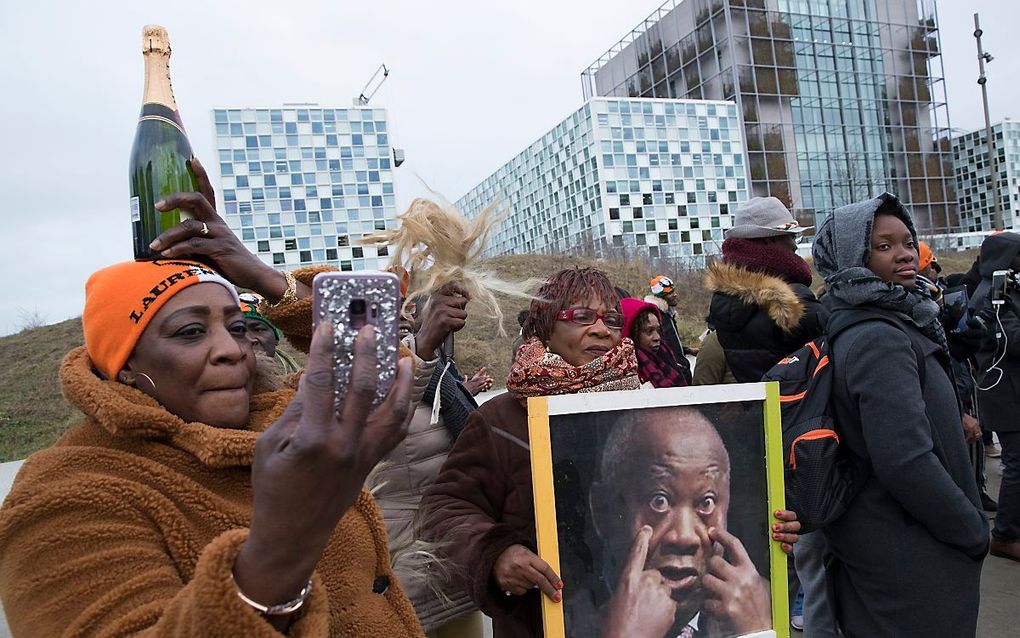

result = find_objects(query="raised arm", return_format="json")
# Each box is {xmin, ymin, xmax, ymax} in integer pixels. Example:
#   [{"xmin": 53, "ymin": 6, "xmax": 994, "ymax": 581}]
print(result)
[{"xmin": 0, "ymin": 465, "xmax": 330, "ymax": 637}]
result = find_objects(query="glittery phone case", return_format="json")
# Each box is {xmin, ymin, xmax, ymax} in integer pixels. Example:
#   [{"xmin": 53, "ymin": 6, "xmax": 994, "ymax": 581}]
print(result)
[{"xmin": 311, "ymin": 271, "xmax": 401, "ymax": 410}]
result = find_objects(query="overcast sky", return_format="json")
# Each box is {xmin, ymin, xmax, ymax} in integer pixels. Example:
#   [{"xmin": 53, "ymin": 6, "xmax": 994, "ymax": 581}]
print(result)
[{"xmin": 1, "ymin": 0, "xmax": 1016, "ymax": 336}]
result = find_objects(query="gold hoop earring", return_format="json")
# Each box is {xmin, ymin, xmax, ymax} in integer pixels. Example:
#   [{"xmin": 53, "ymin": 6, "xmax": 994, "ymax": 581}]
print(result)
[{"xmin": 137, "ymin": 372, "xmax": 157, "ymax": 391}]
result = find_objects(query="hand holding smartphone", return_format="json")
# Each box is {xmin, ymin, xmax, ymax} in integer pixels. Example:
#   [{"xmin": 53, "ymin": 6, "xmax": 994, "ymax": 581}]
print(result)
[
  {"xmin": 941, "ymin": 286, "xmax": 970, "ymax": 334},
  {"xmin": 311, "ymin": 272, "xmax": 402, "ymax": 409}
]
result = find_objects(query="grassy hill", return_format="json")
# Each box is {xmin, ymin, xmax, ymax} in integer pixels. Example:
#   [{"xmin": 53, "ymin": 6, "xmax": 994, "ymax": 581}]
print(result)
[
  {"xmin": 0, "ymin": 249, "xmax": 979, "ymax": 462},
  {"xmin": 0, "ymin": 319, "xmax": 85, "ymax": 461}
]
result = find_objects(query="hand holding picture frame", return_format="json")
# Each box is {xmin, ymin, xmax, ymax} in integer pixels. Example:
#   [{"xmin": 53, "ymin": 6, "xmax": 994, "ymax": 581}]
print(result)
[{"xmin": 528, "ymin": 383, "xmax": 788, "ymax": 638}]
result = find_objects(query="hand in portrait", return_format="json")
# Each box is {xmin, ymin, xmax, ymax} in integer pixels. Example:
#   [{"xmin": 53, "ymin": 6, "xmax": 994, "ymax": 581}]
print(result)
[{"xmin": 701, "ymin": 527, "xmax": 771, "ymax": 635}]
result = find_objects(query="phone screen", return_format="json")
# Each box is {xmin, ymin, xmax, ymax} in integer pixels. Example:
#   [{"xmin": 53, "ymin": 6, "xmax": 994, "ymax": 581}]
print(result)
[
  {"xmin": 992, "ymin": 271, "xmax": 1009, "ymax": 302},
  {"xmin": 942, "ymin": 286, "xmax": 969, "ymax": 333}
]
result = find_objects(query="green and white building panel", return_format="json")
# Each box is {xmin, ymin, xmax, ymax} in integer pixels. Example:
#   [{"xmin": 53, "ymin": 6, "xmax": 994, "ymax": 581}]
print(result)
[
  {"xmin": 210, "ymin": 105, "xmax": 397, "ymax": 271},
  {"xmin": 457, "ymin": 97, "xmax": 749, "ymax": 263}
]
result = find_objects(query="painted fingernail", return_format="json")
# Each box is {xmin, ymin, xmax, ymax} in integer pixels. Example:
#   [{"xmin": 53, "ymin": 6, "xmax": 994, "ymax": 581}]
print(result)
[
  {"xmin": 557, "ymin": 580, "xmax": 564, "ymax": 590},
  {"xmin": 773, "ymin": 533, "xmax": 781, "ymax": 540},
  {"xmin": 773, "ymin": 523, "xmax": 781, "ymax": 532},
  {"xmin": 775, "ymin": 510, "xmax": 782, "ymax": 517},
  {"xmin": 154, "ymin": 200, "xmax": 165, "ymax": 209},
  {"xmin": 554, "ymin": 593, "xmax": 561, "ymax": 602}
]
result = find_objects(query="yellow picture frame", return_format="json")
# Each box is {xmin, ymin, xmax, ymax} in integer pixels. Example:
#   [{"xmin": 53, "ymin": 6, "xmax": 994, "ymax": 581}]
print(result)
[{"xmin": 528, "ymin": 382, "xmax": 789, "ymax": 638}]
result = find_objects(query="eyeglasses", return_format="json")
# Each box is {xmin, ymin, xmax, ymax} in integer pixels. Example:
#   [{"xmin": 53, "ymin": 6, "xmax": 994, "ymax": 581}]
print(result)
[{"xmin": 556, "ymin": 307, "xmax": 625, "ymax": 331}]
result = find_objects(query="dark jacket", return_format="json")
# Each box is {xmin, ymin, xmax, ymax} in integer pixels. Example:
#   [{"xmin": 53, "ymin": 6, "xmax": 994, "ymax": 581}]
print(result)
[
  {"xmin": 421, "ymin": 393, "xmax": 542, "ymax": 638},
  {"xmin": 970, "ymin": 232, "xmax": 1020, "ymax": 433},
  {"xmin": 824, "ymin": 307, "xmax": 988, "ymax": 638},
  {"xmin": 642, "ymin": 296, "xmax": 694, "ymax": 383},
  {"xmin": 703, "ymin": 262, "xmax": 827, "ymax": 383}
]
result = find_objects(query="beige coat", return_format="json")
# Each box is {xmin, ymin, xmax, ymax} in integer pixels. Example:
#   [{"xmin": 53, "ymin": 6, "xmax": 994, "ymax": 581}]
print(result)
[{"xmin": 371, "ymin": 335, "xmax": 477, "ymax": 633}]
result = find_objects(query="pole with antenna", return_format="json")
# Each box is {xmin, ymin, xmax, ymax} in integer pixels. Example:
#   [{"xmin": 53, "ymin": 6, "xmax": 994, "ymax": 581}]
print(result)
[{"xmin": 974, "ymin": 14, "xmax": 1002, "ymax": 230}]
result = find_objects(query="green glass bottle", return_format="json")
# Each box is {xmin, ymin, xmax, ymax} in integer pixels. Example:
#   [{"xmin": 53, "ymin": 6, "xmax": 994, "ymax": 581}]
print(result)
[{"xmin": 129, "ymin": 25, "xmax": 198, "ymax": 260}]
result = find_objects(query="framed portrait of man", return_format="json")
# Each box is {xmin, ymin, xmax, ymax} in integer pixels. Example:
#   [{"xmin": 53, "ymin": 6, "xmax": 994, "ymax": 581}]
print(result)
[{"xmin": 528, "ymin": 383, "xmax": 788, "ymax": 638}]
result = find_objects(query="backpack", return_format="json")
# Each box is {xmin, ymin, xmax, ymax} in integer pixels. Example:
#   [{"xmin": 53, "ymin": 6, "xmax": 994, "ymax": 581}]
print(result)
[{"xmin": 762, "ymin": 310, "xmax": 927, "ymax": 532}]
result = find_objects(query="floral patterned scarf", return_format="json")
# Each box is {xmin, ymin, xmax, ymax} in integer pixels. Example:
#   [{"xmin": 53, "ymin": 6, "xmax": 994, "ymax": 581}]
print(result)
[{"xmin": 506, "ymin": 337, "xmax": 641, "ymax": 400}]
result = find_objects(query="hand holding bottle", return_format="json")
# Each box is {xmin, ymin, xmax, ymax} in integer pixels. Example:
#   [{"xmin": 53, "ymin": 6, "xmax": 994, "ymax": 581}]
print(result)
[
  {"xmin": 130, "ymin": 25, "xmax": 199, "ymax": 260},
  {"xmin": 149, "ymin": 158, "xmax": 307, "ymax": 304}
]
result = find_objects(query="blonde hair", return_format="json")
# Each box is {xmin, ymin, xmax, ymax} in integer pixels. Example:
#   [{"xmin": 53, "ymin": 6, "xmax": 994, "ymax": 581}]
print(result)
[{"xmin": 359, "ymin": 196, "xmax": 537, "ymax": 335}]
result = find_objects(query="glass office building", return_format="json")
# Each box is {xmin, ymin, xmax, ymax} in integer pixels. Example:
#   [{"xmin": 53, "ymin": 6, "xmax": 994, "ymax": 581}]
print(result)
[
  {"xmin": 210, "ymin": 105, "xmax": 398, "ymax": 271},
  {"xmin": 457, "ymin": 97, "xmax": 748, "ymax": 262},
  {"xmin": 582, "ymin": 0, "xmax": 955, "ymax": 231},
  {"xmin": 953, "ymin": 119, "xmax": 1020, "ymax": 231}
]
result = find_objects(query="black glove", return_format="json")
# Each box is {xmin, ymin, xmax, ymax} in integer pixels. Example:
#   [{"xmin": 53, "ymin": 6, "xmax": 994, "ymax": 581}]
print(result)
[{"xmin": 947, "ymin": 319, "xmax": 986, "ymax": 360}]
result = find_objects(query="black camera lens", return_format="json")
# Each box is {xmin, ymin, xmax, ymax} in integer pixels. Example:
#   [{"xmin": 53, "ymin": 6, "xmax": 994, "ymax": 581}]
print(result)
[{"xmin": 350, "ymin": 299, "xmax": 367, "ymax": 315}]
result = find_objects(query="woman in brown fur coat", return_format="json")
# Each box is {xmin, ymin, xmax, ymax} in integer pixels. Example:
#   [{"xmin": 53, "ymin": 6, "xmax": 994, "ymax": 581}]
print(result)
[{"xmin": 0, "ymin": 165, "xmax": 425, "ymax": 637}]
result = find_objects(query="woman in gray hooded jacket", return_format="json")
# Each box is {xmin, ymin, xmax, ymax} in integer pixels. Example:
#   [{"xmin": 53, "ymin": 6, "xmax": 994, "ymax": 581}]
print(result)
[{"xmin": 811, "ymin": 193, "xmax": 988, "ymax": 638}]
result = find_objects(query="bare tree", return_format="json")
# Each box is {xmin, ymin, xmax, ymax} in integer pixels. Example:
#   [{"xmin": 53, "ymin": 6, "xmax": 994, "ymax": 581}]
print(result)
[
  {"xmin": 831, "ymin": 159, "xmax": 880, "ymax": 209},
  {"xmin": 17, "ymin": 308, "xmax": 47, "ymax": 333}
]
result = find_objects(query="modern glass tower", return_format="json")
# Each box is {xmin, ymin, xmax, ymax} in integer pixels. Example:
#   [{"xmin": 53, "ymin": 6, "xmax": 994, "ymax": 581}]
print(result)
[
  {"xmin": 953, "ymin": 119, "xmax": 1020, "ymax": 232},
  {"xmin": 210, "ymin": 105, "xmax": 398, "ymax": 271},
  {"xmin": 582, "ymin": 0, "xmax": 955, "ymax": 232},
  {"xmin": 457, "ymin": 97, "xmax": 748, "ymax": 263}
]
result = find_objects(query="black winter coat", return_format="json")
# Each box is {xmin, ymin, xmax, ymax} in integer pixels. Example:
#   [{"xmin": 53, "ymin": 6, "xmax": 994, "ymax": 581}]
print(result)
[
  {"xmin": 970, "ymin": 232, "xmax": 1020, "ymax": 433},
  {"xmin": 705, "ymin": 262, "xmax": 827, "ymax": 383},
  {"xmin": 825, "ymin": 306, "xmax": 988, "ymax": 638}
]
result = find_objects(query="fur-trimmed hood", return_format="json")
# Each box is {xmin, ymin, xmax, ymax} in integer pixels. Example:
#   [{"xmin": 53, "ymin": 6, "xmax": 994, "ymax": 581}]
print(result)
[{"xmin": 705, "ymin": 261, "xmax": 805, "ymax": 332}]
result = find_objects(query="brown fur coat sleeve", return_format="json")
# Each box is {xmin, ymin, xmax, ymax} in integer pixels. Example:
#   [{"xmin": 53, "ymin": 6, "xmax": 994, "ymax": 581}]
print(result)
[{"xmin": 0, "ymin": 471, "xmax": 331, "ymax": 637}]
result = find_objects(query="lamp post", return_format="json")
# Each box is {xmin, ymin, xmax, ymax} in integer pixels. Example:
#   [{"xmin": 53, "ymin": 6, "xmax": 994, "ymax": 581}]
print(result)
[{"xmin": 974, "ymin": 13, "xmax": 1002, "ymax": 231}]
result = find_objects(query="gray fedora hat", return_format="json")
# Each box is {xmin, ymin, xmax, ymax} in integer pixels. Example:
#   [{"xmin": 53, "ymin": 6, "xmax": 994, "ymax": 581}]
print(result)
[{"xmin": 726, "ymin": 196, "xmax": 812, "ymax": 239}]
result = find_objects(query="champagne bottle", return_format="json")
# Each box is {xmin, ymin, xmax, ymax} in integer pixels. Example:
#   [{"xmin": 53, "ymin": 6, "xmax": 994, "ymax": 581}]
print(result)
[{"xmin": 129, "ymin": 25, "xmax": 198, "ymax": 260}]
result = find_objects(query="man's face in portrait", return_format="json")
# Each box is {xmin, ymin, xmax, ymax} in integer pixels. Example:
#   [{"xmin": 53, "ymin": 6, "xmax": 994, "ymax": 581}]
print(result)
[{"xmin": 592, "ymin": 409, "xmax": 731, "ymax": 625}]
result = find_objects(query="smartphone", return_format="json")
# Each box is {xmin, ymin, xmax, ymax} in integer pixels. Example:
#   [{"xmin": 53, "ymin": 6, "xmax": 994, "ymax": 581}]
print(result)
[
  {"xmin": 992, "ymin": 270, "xmax": 1010, "ymax": 304},
  {"xmin": 311, "ymin": 271, "xmax": 402, "ymax": 409},
  {"xmin": 941, "ymin": 285, "xmax": 970, "ymax": 333}
]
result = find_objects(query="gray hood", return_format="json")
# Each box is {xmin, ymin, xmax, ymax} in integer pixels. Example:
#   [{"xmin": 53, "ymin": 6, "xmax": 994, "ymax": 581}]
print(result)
[{"xmin": 812, "ymin": 192, "xmax": 918, "ymax": 280}]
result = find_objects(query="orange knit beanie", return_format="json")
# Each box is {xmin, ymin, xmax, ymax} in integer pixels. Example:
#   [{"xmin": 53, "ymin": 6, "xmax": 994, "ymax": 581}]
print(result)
[{"xmin": 83, "ymin": 259, "xmax": 241, "ymax": 380}]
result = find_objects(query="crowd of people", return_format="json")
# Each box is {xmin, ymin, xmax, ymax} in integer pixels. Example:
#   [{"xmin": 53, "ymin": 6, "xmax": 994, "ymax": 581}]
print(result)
[{"xmin": 0, "ymin": 158, "xmax": 1013, "ymax": 638}]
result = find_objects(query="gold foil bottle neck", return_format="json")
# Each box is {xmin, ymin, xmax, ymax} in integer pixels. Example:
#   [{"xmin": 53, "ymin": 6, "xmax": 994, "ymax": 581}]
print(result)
[
  {"xmin": 140, "ymin": 24, "xmax": 177, "ymax": 109},
  {"xmin": 142, "ymin": 25, "xmax": 171, "ymax": 56}
]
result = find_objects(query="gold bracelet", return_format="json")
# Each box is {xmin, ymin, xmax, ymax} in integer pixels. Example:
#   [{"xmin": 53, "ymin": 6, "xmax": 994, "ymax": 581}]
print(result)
[{"xmin": 267, "ymin": 270, "xmax": 298, "ymax": 309}]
